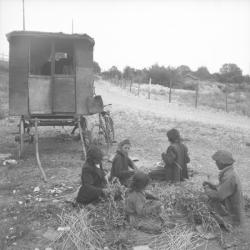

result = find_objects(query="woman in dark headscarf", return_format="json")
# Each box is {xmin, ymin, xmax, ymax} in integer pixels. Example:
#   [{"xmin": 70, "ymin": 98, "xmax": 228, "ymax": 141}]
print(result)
[
  {"xmin": 163, "ymin": 128, "xmax": 190, "ymax": 181},
  {"xmin": 110, "ymin": 139, "xmax": 137, "ymax": 186},
  {"xmin": 76, "ymin": 146, "xmax": 109, "ymax": 205},
  {"xmin": 149, "ymin": 128, "xmax": 190, "ymax": 182}
]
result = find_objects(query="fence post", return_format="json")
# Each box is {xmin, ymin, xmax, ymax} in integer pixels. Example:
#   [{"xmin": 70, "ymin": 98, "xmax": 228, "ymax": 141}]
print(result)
[
  {"xmin": 137, "ymin": 83, "xmax": 140, "ymax": 96},
  {"xmin": 129, "ymin": 80, "xmax": 132, "ymax": 92},
  {"xmin": 169, "ymin": 79, "xmax": 172, "ymax": 103},
  {"xmin": 225, "ymin": 90, "xmax": 228, "ymax": 113},
  {"xmin": 148, "ymin": 78, "xmax": 151, "ymax": 99},
  {"xmin": 195, "ymin": 83, "xmax": 199, "ymax": 108}
]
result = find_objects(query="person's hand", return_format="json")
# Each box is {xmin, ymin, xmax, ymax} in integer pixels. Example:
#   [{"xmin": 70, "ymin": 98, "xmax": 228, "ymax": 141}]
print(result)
[
  {"xmin": 128, "ymin": 169, "xmax": 136, "ymax": 174},
  {"xmin": 202, "ymin": 181, "xmax": 213, "ymax": 187},
  {"xmin": 102, "ymin": 188, "xmax": 111, "ymax": 196},
  {"xmin": 203, "ymin": 181, "xmax": 216, "ymax": 190},
  {"xmin": 133, "ymin": 165, "xmax": 138, "ymax": 171},
  {"xmin": 202, "ymin": 181, "xmax": 210, "ymax": 187},
  {"xmin": 203, "ymin": 185, "xmax": 210, "ymax": 192}
]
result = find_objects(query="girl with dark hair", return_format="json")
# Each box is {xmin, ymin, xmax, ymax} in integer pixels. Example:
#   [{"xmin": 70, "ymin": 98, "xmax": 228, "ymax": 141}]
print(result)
[
  {"xmin": 110, "ymin": 139, "xmax": 137, "ymax": 186},
  {"xmin": 149, "ymin": 128, "xmax": 190, "ymax": 182},
  {"xmin": 125, "ymin": 171, "xmax": 163, "ymax": 233},
  {"xmin": 163, "ymin": 128, "xmax": 190, "ymax": 181},
  {"xmin": 76, "ymin": 146, "xmax": 109, "ymax": 205}
]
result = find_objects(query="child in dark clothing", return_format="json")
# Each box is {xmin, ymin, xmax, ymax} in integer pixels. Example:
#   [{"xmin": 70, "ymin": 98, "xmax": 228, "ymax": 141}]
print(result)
[
  {"xmin": 149, "ymin": 128, "xmax": 190, "ymax": 182},
  {"xmin": 110, "ymin": 139, "xmax": 137, "ymax": 186},
  {"xmin": 76, "ymin": 146, "xmax": 109, "ymax": 205}
]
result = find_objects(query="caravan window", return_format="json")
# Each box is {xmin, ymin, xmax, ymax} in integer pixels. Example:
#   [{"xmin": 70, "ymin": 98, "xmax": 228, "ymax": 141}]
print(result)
[
  {"xmin": 54, "ymin": 39, "xmax": 74, "ymax": 75},
  {"xmin": 29, "ymin": 38, "xmax": 52, "ymax": 75},
  {"xmin": 29, "ymin": 37, "xmax": 74, "ymax": 76}
]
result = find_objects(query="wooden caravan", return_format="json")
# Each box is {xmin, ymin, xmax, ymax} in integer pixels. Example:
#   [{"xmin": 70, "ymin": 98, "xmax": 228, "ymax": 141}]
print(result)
[
  {"xmin": 6, "ymin": 31, "xmax": 104, "ymax": 181},
  {"xmin": 7, "ymin": 30, "xmax": 99, "ymax": 117}
]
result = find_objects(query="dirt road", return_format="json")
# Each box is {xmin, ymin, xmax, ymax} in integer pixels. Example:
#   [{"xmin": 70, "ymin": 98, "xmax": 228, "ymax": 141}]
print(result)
[{"xmin": 96, "ymin": 80, "xmax": 250, "ymax": 131}]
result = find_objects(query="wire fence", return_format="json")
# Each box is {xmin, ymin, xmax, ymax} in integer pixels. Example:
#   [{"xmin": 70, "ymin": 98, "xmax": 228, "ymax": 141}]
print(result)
[{"xmin": 108, "ymin": 78, "xmax": 250, "ymax": 117}]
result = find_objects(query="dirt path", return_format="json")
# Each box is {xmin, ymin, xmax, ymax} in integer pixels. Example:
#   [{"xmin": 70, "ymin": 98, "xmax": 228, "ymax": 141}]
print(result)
[{"xmin": 96, "ymin": 80, "xmax": 250, "ymax": 132}]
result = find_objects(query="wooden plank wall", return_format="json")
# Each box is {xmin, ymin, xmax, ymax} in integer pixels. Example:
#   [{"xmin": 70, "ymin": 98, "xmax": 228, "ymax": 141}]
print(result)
[
  {"xmin": 9, "ymin": 36, "xmax": 29, "ymax": 115},
  {"xmin": 74, "ymin": 40, "xmax": 94, "ymax": 115}
]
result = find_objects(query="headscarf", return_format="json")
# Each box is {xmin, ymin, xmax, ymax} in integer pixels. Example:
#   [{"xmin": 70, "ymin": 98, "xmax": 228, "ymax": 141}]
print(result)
[
  {"xmin": 212, "ymin": 150, "xmax": 235, "ymax": 166},
  {"xmin": 86, "ymin": 145, "xmax": 103, "ymax": 163},
  {"xmin": 129, "ymin": 171, "xmax": 150, "ymax": 192},
  {"xmin": 167, "ymin": 128, "xmax": 181, "ymax": 143}
]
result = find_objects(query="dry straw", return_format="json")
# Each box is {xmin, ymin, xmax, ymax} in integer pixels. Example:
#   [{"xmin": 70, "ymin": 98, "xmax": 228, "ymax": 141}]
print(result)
[{"xmin": 53, "ymin": 209, "xmax": 104, "ymax": 250}]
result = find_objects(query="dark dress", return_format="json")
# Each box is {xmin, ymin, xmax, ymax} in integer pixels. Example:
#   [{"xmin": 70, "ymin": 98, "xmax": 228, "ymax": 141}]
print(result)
[
  {"xmin": 149, "ymin": 142, "xmax": 190, "ymax": 182},
  {"xmin": 76, "ymin": 160, "xmax": 107, "ymax": 205},
  {"xmin": 110, "ymin": 150, "xmax": 135, "ymax": 186}
]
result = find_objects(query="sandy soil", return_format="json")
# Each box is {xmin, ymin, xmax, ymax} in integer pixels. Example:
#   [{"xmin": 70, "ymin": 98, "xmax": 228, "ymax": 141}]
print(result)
[{"xmin": 0, "ymin": 79, "xmax": 250, "ymax": 249}]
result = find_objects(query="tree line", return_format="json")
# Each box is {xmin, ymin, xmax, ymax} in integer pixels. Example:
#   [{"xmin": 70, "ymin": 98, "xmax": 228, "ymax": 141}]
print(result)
[{"xmin": 93, "ymin": 62, "xmax": 250, "ymax": 87}]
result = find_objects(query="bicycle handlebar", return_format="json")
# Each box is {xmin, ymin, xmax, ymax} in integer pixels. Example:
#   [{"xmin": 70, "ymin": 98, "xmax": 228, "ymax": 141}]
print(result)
[{"xmin": 104, "ymin": 104, "xmax": 112, "ymax": 108}]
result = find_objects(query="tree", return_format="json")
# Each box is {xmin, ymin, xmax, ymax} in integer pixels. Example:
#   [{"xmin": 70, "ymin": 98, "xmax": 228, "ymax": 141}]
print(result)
[
  {"xmin": 243, "ymin": 75, "xmax": 250, "ymax": 84},
  {"xmin": 176, "ymin": 65, "xmax": 191, "ymax": 76},
  {"xmin": 109, "ymin": 66, "xmax": 122, "ymax": 79},
  {"xmin": 195, "ymin": 66, "xmax": 211, "ymax": 80},
  {"xmin": 212, "ymin": 73, "xmax": 221, "ymax": 82},
  {"xmin": 148, "ymin": 64, "xmax": 170, "ymax": 86},
  {"xmin": 101, "ymin": 65, "xmax": 122, "ymax": 79},
  {"xmin": 93, "ymin": 61, "xmax": 101, "ymax": 74},
  {"xmin": 123, "ymin": 66, "xmax": 135, "ymax": 80},
  {"xmin": 219, "ymin": 63, "xmax": 243, "ymax": 83}
]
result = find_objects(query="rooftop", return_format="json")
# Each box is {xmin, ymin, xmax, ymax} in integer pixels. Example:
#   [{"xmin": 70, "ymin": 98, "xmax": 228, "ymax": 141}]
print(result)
[{"xmin": 6, "ymin": 30, "xmax": 95, "ymax": 45}]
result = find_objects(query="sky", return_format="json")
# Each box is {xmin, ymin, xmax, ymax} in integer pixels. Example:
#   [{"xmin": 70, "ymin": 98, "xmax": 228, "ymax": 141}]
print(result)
[{"xmin": 0, "ymin": 0, "xmax": 250, "ymax": 74}]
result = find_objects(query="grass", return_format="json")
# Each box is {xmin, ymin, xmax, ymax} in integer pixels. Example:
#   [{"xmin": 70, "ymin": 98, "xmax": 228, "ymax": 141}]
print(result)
[
  {"xmin": 149, "ymin": 181, "xmax": 225, "ymax": 235},
  {"xmin": 149, "ymin": 225, "xmax": 201, "ymax": 250},
  {"xmin": 53, "ymin": 209, "xmax": 104, "ymax": 250},
  {"xmin": 0, "ymin": 72, "xmax": 8, "ymax": 119},
  {"xmin": 52, "ymin": 180, "xmax": 131, "ymax": 250},
  {"xmin": 52, "ymin": 179, "xmax": 236, "ymax": 250}
]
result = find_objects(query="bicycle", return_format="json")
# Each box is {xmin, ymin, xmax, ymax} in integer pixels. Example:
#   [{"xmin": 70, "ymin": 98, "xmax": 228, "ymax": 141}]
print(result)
[
  {"xmin": 71, "ymin": 104, "xmax": 115, "ymax": 150},
  {"xmin": 91, "ymin": 84, "xmax": 114, "ymax": 145},
  {"xmin": 96, "ymin": 104, "xmax": 115, "ymax": 146}
]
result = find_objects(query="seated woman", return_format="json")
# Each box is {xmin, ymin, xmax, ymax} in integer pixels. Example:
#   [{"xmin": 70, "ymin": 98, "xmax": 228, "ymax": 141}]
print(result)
[
  {"xmin": 125, "ymin": 171, "xmax": 163, "ymax": 234},
  {"xmin": 76, "ymin": 146, "xmax": 109, "ymax": 205},
  {"xmin": 149, "ymin": 128, "xmax": 190, "ymax": 182},
  {"xmin": 110, "ymin": 139, "xmax": 137, "ymax": 186}
]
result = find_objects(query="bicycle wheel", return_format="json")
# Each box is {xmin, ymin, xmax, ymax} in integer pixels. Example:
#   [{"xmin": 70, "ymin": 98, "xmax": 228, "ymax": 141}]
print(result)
[
  {"xmin": 104, "ymin": 115, "xmax": 115, "ymax": 142},
  {"xmin": 99, "ymin": 113, "xmax": 110, "ymax": 144},
  {"xmin": 18, "ymin": 117, "xmax": 25, "ymax": 158},
  {"xmin": 79, "ymin": 116, "xmax": 91, "ymax": 150}
]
